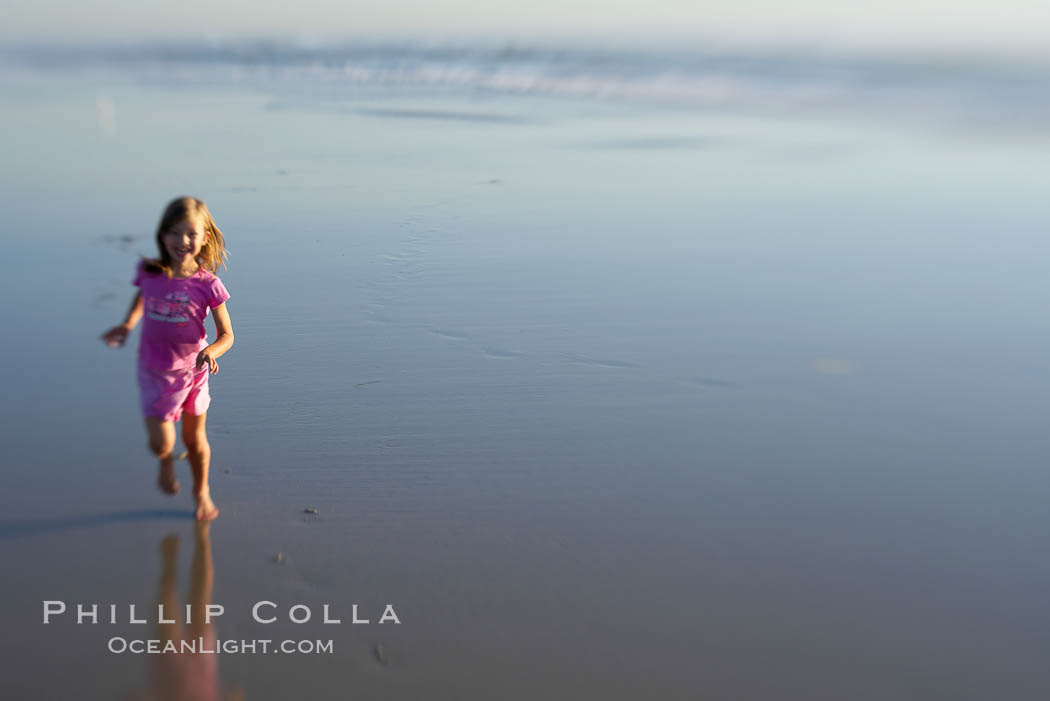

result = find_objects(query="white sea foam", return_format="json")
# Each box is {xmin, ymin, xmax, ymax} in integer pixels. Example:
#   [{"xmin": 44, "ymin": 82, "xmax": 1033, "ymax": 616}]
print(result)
[{"xmin": 5, "ymin": 40, "xmax": 1050, "ymax": 134}]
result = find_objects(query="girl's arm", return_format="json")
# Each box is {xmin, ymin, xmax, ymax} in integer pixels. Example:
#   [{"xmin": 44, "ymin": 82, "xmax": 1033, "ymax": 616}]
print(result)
[
  {"xmin": 196, "ymin": 302, "xmax": 234, "ymax": 374},
  {"xmin": 101, "ymin": 292, "xmax": 143, "ymax": 347}
]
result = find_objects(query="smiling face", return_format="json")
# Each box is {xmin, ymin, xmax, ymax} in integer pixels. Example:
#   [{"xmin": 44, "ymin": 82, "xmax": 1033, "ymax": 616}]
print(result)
[{"xmin": 162, "ymin": 215, "xmax": 208, "ymax": 264}]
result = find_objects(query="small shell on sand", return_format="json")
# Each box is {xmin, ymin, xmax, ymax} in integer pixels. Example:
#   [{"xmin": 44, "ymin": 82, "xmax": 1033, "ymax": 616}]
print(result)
[
  {"xmin": 304, "ymin": 507, "xmax": 319, "ymax": 515},
  {"xmin": 274, "ymin": 552, "xmax": 285, "ymax": 563},
  {"xmin": 374, "ymin": 643, "xmax": 387, "ymax": 665}
]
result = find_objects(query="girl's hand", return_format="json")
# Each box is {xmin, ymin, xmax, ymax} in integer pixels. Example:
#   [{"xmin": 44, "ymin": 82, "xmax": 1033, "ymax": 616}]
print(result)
[
  {"xmin": 196, "ymin": 349, "xmax": 219, "ymax": 374},
  {"xmin": 101, "ymin": 325, "xmax": 131, "ymax": 348}
]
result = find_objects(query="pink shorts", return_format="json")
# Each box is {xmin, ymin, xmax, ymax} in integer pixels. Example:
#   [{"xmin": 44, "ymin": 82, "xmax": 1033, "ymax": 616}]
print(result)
[{"xmin": 138, "ymin": 365, "xmax": 211, "ymax": 422}]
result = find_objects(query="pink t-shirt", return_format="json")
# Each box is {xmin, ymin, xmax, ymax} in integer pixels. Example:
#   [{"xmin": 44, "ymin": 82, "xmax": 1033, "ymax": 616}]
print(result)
[{"xmin": 133, "ymin": 261, "xmax": 230, "ymax": 371}]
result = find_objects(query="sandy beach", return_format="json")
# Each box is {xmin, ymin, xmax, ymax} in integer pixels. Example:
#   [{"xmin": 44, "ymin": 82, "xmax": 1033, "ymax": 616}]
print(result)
[{"xmin": 3, "ymin": 43, "xmax": 1050, "ymax": 699}]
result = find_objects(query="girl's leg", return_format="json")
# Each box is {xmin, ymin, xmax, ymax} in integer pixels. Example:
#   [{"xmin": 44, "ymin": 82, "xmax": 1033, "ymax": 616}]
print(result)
[
  {"xmin": 183, "ymin": 411, "xmax": 219, "ymax": 521},
  {"xmin": 145, "ymin": 417, "xmax": 178, "ymax": 495}
]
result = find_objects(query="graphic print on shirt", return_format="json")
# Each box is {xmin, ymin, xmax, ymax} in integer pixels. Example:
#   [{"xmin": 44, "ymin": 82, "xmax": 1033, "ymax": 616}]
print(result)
[{"xmin": 146, "ymin": 291, "xmax": 192, "ymax": 324}]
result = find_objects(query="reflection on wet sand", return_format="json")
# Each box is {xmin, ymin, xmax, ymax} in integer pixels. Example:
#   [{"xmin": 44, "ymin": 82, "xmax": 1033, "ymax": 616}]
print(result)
[{"xmin": 127, "ymin": 524, "xmax": 243, "ymax": 701}]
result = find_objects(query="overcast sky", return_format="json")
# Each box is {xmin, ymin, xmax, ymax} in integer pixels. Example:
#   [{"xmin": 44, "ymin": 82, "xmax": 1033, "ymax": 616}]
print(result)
[{"xmin": 5, "ymin": 0, "xmax": 1049, "ymax": 55}]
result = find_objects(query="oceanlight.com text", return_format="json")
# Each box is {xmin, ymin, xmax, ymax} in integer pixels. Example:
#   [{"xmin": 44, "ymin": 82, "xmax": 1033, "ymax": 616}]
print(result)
[{"xmin": 107, "ymin": 637, "xmax": 334, "ymax": 655}]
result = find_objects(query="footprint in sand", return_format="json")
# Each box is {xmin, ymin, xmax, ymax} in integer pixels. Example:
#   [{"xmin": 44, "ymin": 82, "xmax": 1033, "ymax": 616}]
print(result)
[
  {"xmin": 99, "ymin": 233, "xmax": 137, "ymax": 252},
  {"xmin": 374, "ymin": 643, "xmax": 388, "ymax": 666},
  {"xmin": 91, "ymin": 291, "xmax": 117, "ymax": 307}
]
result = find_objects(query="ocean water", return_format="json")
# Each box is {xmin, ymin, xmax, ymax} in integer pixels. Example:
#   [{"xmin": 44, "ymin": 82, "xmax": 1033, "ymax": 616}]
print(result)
[{"xmin": 3, "ymin": 41, "xmax": 1050, "ymax": 699}]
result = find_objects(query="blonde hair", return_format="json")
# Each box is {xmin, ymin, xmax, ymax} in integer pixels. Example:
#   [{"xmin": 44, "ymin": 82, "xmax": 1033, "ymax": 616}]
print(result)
[{"xmin": 144, "ymin": 196, "xmax": 229, "ymax": 277}]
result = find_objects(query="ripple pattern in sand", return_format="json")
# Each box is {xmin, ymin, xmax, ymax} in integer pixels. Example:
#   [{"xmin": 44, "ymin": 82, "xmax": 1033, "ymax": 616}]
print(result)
[{"xmin": 354, "ymin": 197, "xmax": 759, "ymax": 400}]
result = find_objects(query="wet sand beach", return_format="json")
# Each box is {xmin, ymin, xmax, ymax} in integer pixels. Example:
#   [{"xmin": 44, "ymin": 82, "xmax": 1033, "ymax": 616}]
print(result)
[{"xmin": 3, "ymin": 44, "xmax": 1050, "ymax": 699}]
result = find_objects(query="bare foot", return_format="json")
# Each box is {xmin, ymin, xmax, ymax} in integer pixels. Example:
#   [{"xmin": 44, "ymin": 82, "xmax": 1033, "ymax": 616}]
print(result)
[
  {"xmin": 158, "ymin": 462, "xmax": 179, "ymax": 495},
  {"xmin": 195, "ymin": 491, "xmax": 220, "ymax": 521}
]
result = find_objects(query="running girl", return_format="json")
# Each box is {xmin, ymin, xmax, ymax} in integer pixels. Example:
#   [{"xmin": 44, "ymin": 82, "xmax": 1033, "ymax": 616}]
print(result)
[{"xmin": 102, "ymin": 197, "xmax": 234, "ymax": 521}]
